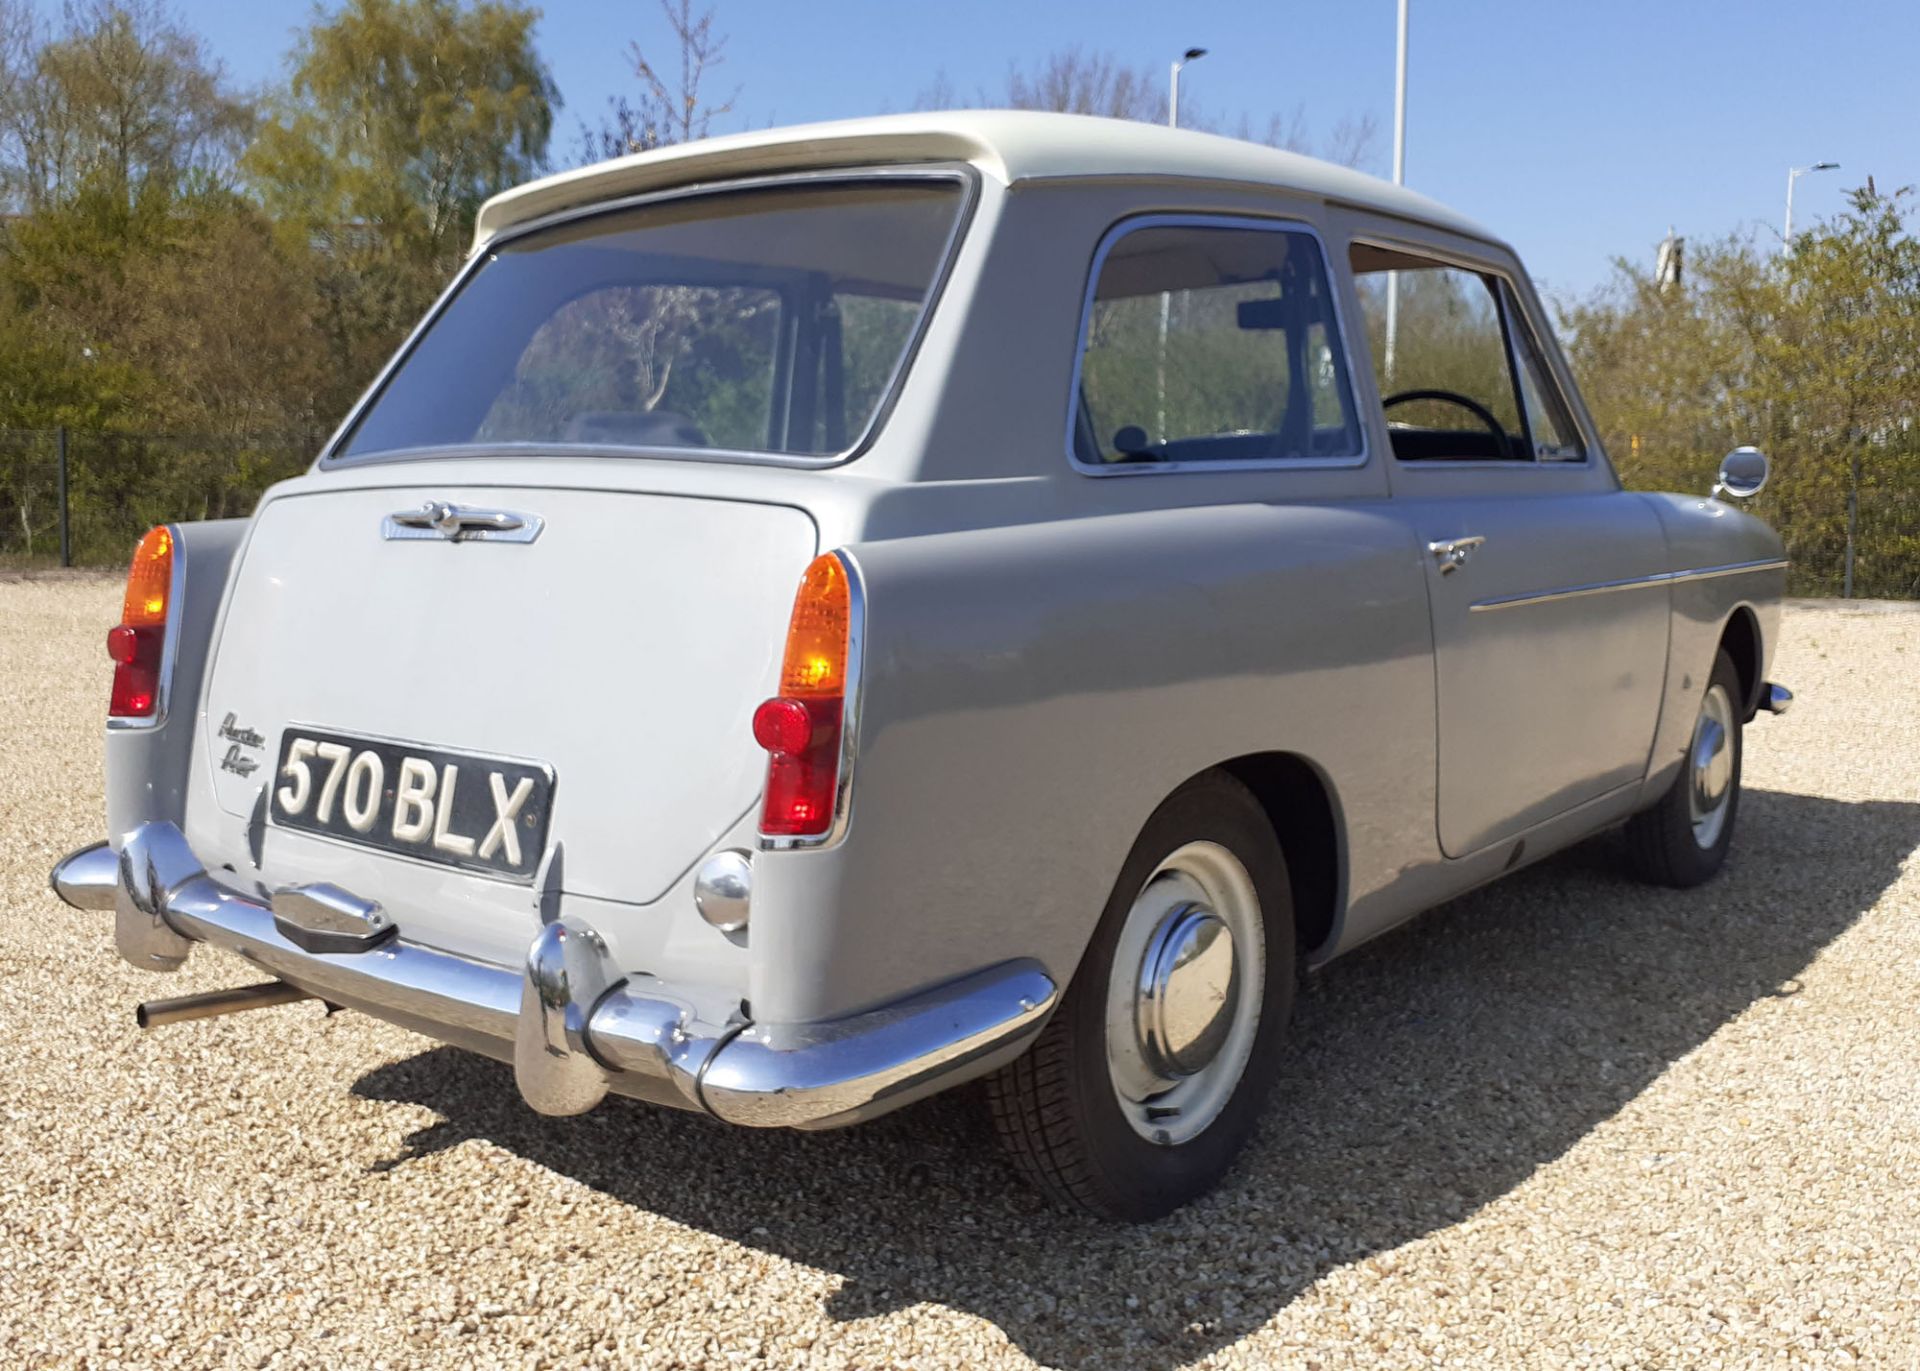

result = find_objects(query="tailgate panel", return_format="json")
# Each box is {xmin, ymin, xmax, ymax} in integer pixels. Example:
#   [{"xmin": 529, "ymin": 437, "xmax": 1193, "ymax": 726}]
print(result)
[{"xmin": 198, "ymin": 485, "xmax": 813, "ymax": 937}]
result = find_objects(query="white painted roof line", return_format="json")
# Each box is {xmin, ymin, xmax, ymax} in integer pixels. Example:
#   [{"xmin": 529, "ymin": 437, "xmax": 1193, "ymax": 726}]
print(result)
[{"xmin": 471, "ymin": 110, "xmax": 1496, "ymax": 253}]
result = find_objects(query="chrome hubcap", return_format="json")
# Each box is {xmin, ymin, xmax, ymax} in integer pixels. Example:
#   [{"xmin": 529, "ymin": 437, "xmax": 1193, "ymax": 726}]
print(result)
[
  {"xmin": 1106, "ymin": 841, "xmax": 1264, "ymax": 1147},
  {"xmin": 1687, "ymin": 683, "xmax": 1735, "ymax": 849},
  {"xmin": 1137, "ymin": 905, "xmax": 1239, "ymax": 1078}
]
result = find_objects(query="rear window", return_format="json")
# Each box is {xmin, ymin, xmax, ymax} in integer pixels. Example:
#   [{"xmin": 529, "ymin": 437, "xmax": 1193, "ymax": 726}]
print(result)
[{"xmin": 334, "ymin": 178, "xmax": 965, "ymax": 463}]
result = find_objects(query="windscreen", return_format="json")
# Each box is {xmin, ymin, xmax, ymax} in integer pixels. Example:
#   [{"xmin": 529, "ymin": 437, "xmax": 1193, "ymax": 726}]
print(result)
[{"xmin": 335, "ymin": 179, "xmax": 965, "ymax": 462}]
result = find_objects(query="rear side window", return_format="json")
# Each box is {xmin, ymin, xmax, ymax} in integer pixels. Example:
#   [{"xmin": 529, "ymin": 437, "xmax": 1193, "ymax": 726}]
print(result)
[
  {"xmin": 335, "ymin": 178, "xmax": 965, "ymax": 463},
  {"xmin": 1071, "ymin": 219, "xmax": 1364, "ymax": 469}
]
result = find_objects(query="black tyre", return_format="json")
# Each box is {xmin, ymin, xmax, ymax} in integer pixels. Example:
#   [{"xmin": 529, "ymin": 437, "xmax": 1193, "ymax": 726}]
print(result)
[
  {"xmin": 1623, "ymin": 648, "xmax": 1744, "ymax": 888},
  {"xmin": 986, "ymin": 771, "xmax": 1295, "ymax": 1221}
]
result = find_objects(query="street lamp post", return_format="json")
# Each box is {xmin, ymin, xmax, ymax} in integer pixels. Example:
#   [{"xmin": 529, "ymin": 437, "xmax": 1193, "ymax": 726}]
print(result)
[
  {"xmin": 1784, "ymin": 161, "xmax": 1839, "ymax": 246},
  {"xmin": 1782, "ymin": 159, "xmax": 1847, "ymax": 592},
  {"xmin": 1168, "ymin": 47, "xmax": 1207, "ymax": 129},
  {"xmin": 1384, "ymin": 0, "xmax": 1409, "ymax": 383},
  {"xmin": 1160, "ymin": 47, "xmax": 1207, "ymax": 439}
]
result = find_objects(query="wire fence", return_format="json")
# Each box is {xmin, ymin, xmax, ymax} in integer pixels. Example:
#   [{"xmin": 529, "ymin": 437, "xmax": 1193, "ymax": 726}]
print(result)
[
  {"xmin": 1, "ymin": 426, "xmax": 1914, "ymax": 597},
  {"xmin": 0, "ymin": 428, "xmax": 323, "ymax": 570},
  {"xmin": 1741, "ymin": 478, "xmax": 1920, "ymax": 601}
]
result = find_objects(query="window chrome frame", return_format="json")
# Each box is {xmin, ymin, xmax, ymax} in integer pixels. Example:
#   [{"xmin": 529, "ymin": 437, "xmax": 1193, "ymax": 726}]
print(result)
[
  {"xmin": 1347, "ymin": 233, "xmax": 1597, "ymax": 472},
  {"xmin": 317, "ymin": 165, "xmax": 981, "ymax": 473},
  {"xmin": 1064, "ymin": 213, "xmax": 1371, "ymax": 478},
  {"xmin": 1496, "ymin": 277, "xmax": 1588, "ymax": 464}
]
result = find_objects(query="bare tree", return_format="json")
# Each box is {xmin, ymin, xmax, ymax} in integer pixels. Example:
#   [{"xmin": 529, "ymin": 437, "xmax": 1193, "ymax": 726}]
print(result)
[
  {"xmin": 573, "ymin": 1, "xmax": 745, "ymax": 415},
  {"xmin": 917, "ymin": 47, "xmax": 1380, "ymax": 172},
  {"xmin": 1004, "ymin": 47, "xmax": 1160, "ymax": 120},
  {"xmin": 1319, "ymin": 113, "xmax": 1381, "ymax": 172},
  {"xmin": 919, "ymin": 47, "xmax": 1161, "ymax": 121},
  {"xmin": 913, "ymin": 67, "xmax": 958, "ymax": 114},
  {"xmin": 582, "ymin": 0, "xmax": 738, "ymax": 160},
  {"xmin": 1, "ymin": 0, "xmax": 252, "ymax": 211},
  {"xmin": 1235, "ymin": 107, "xmax": 1380, "ymax": 172},
  {"xmin": 1234, "ymin": 107, "xmax": 1311, "ymax": 153}
]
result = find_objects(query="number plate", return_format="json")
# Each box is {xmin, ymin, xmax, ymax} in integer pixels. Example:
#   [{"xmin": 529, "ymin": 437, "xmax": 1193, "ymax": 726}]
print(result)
[{"xmin": 270, "ymin": 728, "xmax": 555, "ymax": 883}]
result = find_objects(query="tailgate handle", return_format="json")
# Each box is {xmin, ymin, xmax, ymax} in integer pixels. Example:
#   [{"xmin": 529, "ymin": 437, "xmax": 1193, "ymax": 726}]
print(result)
[{"xmin": 383, "ymin": 502, "xmax": 544, "ymax": 544}]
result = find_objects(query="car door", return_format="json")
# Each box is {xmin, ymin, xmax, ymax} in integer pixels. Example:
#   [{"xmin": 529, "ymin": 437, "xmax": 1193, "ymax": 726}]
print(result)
[{"xmin": 1343, "ymin": 233, "xmax": 1669, "ymax": 858}]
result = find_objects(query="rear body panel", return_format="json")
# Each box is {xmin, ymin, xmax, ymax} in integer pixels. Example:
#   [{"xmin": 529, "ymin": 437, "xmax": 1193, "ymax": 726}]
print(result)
[{"xmin": 183, "ymin": 481, "xmax": 815, "ymax": 971}]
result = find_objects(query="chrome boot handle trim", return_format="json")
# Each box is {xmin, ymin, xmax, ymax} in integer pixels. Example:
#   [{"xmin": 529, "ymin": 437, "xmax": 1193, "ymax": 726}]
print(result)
[
  {"xmin": 1428, "ymin": 534, "xmax": 1486, "ymax": 574},
  {"xmin": 383, "ymin": 502, "xmax": 544, "ymax": 544}
]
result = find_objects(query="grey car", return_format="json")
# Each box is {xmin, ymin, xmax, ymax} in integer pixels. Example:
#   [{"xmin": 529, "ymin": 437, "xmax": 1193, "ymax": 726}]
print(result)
[{"xmin": 52, "ymin": 111, "xmax": 1791, "ymax": 1220}]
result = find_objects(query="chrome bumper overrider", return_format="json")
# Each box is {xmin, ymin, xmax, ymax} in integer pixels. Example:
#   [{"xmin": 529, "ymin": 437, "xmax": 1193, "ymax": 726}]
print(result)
[{"xmin": 49, "ymin": 824, "xmax": 1057, "ymax": 1129}]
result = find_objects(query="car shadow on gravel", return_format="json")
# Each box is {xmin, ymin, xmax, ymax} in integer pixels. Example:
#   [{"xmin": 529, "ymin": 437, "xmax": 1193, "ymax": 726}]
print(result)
[{"xmin": 353, "ymin": 788, "xmax": 1920, "ymax": 1369}]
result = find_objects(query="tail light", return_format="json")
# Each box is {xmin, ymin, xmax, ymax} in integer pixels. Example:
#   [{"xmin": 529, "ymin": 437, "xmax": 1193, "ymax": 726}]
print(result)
[
  {"xmin": 754, "ymin": 552, "xmax": 859, "ymax": 841},
  {"xmin": 108, "ymin": 526, "xmax": 174, "ymax": 721}
]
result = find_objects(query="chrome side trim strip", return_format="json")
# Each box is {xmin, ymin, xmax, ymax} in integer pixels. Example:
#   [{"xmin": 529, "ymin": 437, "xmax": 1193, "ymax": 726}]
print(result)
[
  {"xmin": 1468, "ymin": 558, "xmax": 1789, "ymax": 613},
  {"xmin": 1665, "ymin": 557, "xmax": 1792, "ymax": 584}
]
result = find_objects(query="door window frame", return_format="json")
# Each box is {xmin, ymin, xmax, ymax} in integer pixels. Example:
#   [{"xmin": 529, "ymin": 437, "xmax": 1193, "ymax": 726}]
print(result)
[
  {"xmin": 1347, "ymin": 233, "xmax": 1596, "ymax": 472},
  {"xmin": 1064, "ymin": 212, "xmax": 1373, "ymax": 477}
]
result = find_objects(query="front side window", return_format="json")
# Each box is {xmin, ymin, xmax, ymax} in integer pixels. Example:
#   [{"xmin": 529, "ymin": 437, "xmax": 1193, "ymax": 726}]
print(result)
[
  {"xmin": 336, "ymin": 178, "xmax": 964, "ymax": 462},
  {"xmin": 1072, "ymin": 221, "xmax": 1364, "ymax": 468},
  {"xmin": 1501, "ymin": 281, "xmax": 1585, "ymax": 461},
  {"xmin": 1349, "ymin": 243, "xmax": 1586, "ymax": 463}
]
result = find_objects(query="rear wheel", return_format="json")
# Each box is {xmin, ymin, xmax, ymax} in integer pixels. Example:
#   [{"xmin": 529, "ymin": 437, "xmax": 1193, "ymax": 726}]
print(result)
[
  {"xmin": 986, "ymin": 772, "xmax": 1294, "ymax": 1221},
  {"xmin": 1623, "ymin": 648, "xmax": 1744, "ymax": 887}
]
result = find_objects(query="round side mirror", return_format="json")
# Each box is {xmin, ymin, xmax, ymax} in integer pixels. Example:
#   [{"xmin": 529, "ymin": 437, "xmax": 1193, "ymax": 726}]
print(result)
[{"xmin": 1713, "ymin": 445, "xmax": 1769, "ymax": 500}]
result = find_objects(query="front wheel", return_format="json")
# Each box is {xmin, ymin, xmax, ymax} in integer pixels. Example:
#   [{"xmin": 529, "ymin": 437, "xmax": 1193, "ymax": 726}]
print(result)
[
  {"xmin": 986, "ymin": 772, "xmax": 1294, "ymax": 1221},
  {"xmin": 1623, "ymin": 648, "xmax": 1744, "ymax": 887}
]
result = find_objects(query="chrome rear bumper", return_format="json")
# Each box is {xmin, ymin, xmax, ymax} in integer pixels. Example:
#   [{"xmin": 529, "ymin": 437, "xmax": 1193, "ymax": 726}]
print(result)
[
  {"xmin": 50, "ymin": 824, "xmax": 1056, "ymax": 1129},
  {"xmin": 1761, "ymin": 682, "xmax": 1793, "ymax": 715}
]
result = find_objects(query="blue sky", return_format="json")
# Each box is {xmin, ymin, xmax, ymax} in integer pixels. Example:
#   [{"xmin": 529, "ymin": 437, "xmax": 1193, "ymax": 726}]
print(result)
[{"xmin": 172, "ymin": 0, "xmax": 1916, "ymax": 304}]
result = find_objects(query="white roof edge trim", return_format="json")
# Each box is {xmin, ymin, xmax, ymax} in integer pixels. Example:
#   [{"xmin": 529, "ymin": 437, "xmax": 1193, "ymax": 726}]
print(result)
[
  {"xmin": 469, "ymin": 111, "xmax": 1499, "ymax": 256},
  {"xmin": 471, "ymin": 125, "xmax": 1005, "ymax": 254}
]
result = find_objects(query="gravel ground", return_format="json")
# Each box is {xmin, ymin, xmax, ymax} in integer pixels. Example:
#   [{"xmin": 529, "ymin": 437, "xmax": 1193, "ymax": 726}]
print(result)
[{"xmin": 3, "ymin": 578, "xmax": 1916, "ymax": 1370}]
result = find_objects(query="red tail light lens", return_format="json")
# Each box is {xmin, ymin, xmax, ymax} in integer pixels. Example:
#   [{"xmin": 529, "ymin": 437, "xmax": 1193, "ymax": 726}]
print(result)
[
  {"xmin": 109, "ymin": 526, "xmax": 173, "ymax": 720},
  {"xmin": 756, "ymin": 554, "xmax": 854, "ymax": 839},
  {"xmin": 752, "ymin": 697, "xmax": 815, "ymax": 756}
]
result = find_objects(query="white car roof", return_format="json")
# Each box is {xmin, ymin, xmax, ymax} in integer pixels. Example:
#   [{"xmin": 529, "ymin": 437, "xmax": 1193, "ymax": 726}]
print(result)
[{"xmin": 471, "ymin": 109, "xmax": 1498, "ymax": 253}]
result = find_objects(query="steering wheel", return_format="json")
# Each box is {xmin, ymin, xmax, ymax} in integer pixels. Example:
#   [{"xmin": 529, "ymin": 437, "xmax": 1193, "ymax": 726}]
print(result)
[{"xmin": 1382, "ymin": 388, "xmax": 1511, "ymax": 453}]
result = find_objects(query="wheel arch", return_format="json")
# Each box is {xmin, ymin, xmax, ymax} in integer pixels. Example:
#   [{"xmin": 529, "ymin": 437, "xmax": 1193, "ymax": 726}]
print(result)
[
  {"xmin": 1719, "ymin": 603, "xmax": 1763, "ymax": 719},
  {"xmin": 1212, "ymin": 751, "xmax": 1347, "ymax": 963}
]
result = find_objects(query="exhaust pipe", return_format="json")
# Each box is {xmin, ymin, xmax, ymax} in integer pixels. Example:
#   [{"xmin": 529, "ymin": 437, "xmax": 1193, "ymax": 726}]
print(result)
[{"xmin": 136, "ymin": 981, "xmax": 314, "ymax": 1029}]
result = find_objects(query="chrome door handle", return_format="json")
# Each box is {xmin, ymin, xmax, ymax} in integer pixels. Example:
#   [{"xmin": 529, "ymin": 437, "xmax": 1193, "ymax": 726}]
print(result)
[
  {"xmin": 383, "ymin": 502, "xmax": 544, "ymax": 544},
  {"xmin": 1428, "ymin": 535, "xmax": 1486, "ymax": 574}
]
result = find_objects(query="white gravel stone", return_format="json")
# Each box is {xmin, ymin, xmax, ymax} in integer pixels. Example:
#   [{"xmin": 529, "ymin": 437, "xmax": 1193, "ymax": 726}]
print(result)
[{"xmin": 2, "ymin": 577, "xmax": 1915, "ymax": 1369}]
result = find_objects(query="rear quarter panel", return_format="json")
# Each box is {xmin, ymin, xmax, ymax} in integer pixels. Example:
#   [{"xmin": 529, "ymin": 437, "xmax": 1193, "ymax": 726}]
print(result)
[
  {"xmin": 747, "ymin": 500, "xmax": 1436, "ymax": 1024},
  {"xmin": 104, "ymin": 519, "xmax": 247, "ymax": 841}
]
